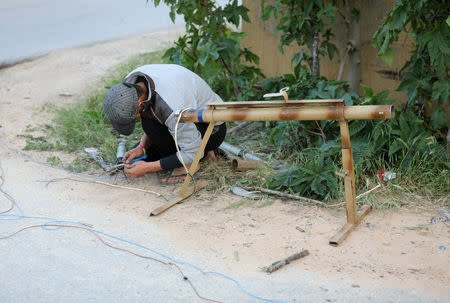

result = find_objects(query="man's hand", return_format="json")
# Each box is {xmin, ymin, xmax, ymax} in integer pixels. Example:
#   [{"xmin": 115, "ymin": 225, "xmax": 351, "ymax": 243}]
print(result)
[
  {"xmin": 124, "ymin": 160, "xmax": 162, "ymax": 178},
  {"xmin": 124, "ymin": 161, "xmax": 149, "ymax": 178},
  {"xmin": 123, "ymin": 147, "xmax": 144, "ymax": 164}
]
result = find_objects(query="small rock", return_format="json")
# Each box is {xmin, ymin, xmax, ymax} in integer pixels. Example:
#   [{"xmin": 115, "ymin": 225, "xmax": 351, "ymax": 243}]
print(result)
[
  {"xmin": 351, "ymin": 284, "xmax": 360, "ymax": 288},
  {"xmin": 409, "ymin": 268, "xmax": 420, "ymax": 274},
  {"xmin": 401, "ymin": 252, "xmax": 407, "ymax": 255},
  {"xmin": 59, "ymin": 92, "xmax": 73, "ymax": 97},
  {"xmin": 296, "ymin": 226, "xmax": 305, "ymax": 232},
  {"xmin": 233, "ymin": 251, "xmax": 239, "ymax": 261},
  {"xmin": 366, "ymin": 222, "xmax": 377, "ymax": 230},
  {"xmin": 438, "ymin": 209, "xmax": 449, "ymax": 219},
  {"xmin": 431, "ymin": 216, "xmax": 439, "ymax": 224}
]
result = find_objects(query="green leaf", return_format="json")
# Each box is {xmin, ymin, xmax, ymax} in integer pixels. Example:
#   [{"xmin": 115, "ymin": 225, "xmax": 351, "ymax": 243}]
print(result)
[
  {"xmin": 390, "ymin": 6, "xmax": 408, "ymax": 29},
  {"xmin": 398, "ymin": 71, "xmax": 432, "ymax": 106},
  {"xmin": 262, "ymin": 5, "xmax": 274, "ymax": 20},
  {"xmin": 431, "ymin": 78, "xmax": 450, "ymax": 102},
  {"xmin": 447, "ymin": 16, "xmax": 450, "ymax": 27},
  {"xmin": 389, "ymin": 139, "xmax": 406, "ymax": 156},
  {"xmin": 379, "ymin": 47, "xmax": 394, "ymax": 66},
  {"xmin": 361, "ymin": 84, "xmax": 373, "ymax": 97},
  {"xmin": 311, "ymin": 177, "xmax": 325, "ymax": 196},
  {"xmin": 319, "ymin": 140, "xmax": 339, "ymax": 152},
  {"xmin": 342, "ymin": 94, "xmax": 353, "ymax": 106},
  {"xmin": 326, "ymin": 43, "xmax": 339, "ymax": 60},
  {"xmin": 430, "ymin": 106, "xmax": 447, "ymax": 129}
]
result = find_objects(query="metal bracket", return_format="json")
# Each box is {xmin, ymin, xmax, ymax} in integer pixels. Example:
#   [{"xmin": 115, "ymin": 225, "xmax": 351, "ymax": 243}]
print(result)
[{"xmin": 263, "ymin": 87, "xmax": 289, "ymax": 102}]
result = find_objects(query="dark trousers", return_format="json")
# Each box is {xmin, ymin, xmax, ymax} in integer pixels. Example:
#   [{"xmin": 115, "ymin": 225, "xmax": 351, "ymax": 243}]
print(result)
[{"xmin": 140, "ymin": 118, "xmax": 226, "ymax": 162}]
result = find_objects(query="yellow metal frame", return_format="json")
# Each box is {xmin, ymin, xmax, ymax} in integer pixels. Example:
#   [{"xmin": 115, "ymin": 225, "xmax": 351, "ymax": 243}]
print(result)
[{"xmin": 150, "ymin": 99, "xmax": 393, "ymax": 245}]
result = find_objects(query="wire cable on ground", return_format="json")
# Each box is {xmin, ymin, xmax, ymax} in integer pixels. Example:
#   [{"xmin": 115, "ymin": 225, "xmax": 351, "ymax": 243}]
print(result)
[
  {"xmin": 0, "ymin": 139, "xmax": 287, "ymax": 303},
  {"xmin": 0, "ymin": 137, "xmax": 167, "ymax": 201},
  {"xmin": 0, "ymin": 221, "xmax": 222, "ymax": 303},
  {"xmin": 0, "ymin": 212, "xmax": 287, "ymax": 303},
  {"xmin": 0, "ymin": 137, "xmax": 123, "ymax": 179},
  {"xmin": 42, "ymin": 177, "xmax": 169, "ymax": 201},
  {"xmin": 0, "ymin": 160, "xmax": 14, "ymax": 215}
]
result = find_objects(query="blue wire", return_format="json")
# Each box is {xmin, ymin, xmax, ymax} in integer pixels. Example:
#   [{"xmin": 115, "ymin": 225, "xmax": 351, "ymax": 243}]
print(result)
[
  {"xmin": 0, "ymin": 211, "xmax": 287, "ymax": 303},
  {"xmin": 205, "ymin": 271, "xmax": 287, "ymax": 303},
  {"xmin": 130, "ymin": 155, "xmax": 147, "ymax": 163},
  {"xmin": 0, "ymin": 139, "xmax": 288, "ymax": 303}
]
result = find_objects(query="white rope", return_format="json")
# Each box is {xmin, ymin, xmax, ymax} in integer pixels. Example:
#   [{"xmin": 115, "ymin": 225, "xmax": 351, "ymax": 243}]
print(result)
[{"xmin": 174, "ymin": 107, "xmax": 195, "ymax": 175}]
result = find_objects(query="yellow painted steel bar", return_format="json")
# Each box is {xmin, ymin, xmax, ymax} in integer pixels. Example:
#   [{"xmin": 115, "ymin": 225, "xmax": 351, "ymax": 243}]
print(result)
[
  {"xmin": 339, "ymin": 119, "xmax": 358, "ymax": 224},
  {"xmin": 207, "ymin": 99, "xmax": 344, "ymax": 107},
  {"xmin": 181, "ymin": 105, "xmax": 393, "ymax": 123},
  {"xmin": 165, "ymin": 101, "xmax": 394, "ymax": 246}
]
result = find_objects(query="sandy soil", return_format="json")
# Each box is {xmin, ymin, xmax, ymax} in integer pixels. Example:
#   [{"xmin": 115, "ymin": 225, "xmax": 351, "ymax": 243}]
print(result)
[{"xmin": 0, "ymin": 28, "xmax": 449, "ymax": 301}]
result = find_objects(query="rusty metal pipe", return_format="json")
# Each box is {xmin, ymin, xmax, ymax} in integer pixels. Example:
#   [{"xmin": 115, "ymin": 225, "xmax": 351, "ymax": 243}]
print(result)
[
  {"xmin": 180, "ymin": 105, "xmax": 393, "ymax": 123},
  {"xmin": 219, "ymin": 141, "xmax": 266, "ymax": 162},
  {"xmin": 232, "ymin": 159, "xmax": 265, "ymax": 171}
]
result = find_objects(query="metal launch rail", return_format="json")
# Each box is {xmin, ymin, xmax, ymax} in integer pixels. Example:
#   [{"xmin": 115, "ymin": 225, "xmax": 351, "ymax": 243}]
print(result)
[{"xmin": 150, "ymin": 99, "xmax": 394, "ymax": 245}]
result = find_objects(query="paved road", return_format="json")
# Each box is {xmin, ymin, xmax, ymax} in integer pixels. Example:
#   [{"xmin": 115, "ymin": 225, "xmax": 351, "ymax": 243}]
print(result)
[{"xmin": 0, "ymin": 0, "xmax": 184, "ymax": 66}]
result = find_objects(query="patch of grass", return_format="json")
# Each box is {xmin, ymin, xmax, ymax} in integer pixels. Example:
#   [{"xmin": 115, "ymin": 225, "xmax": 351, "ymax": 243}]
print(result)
[
  {"xmin": 198, "ymin": 157, "xmax": 276, "ymax": 195},
  {"xmin": 66, "ymin": 156, "xmax": 90, "ymax": 173},
  {"xmin": 47, "ymin": 156, "xmax": 62, "ymax": 166},
  {"xmin": 257, "ymin": 199, "xmax": 274, "ymax": 208},
  {"xmin": 25, "ymin": 124, "xmax": 38, "ymax": 132},
  {"xmin": 405, "ymin": 224, "xmax": 431, "ymax": 231},
  {"xmin": 198, "ymin": 160, "xmax": 238, "ymax": 193},
  {"xmin": 19, "ymin": 134, "xmax": 54, "ymax": 151},
  {"xmin": 368, "ymin": 196, "xmax": 402, "ymax": 210},
  {"xmin": 226, "ymin": 119, "xmax": 449, "ymax": 208},
  {"xmin": 225, "ymin": 198, "xmax": 255, "ymax": 209},
  {"xmin": 40, "ymin": 102, "xmax": 58, "ymax": 113}
]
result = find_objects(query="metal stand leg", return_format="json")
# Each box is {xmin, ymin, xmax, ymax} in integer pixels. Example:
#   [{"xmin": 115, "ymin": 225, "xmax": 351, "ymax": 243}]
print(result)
[
  {"xmin": 150, "ymin": 122, "xmax": 215, "ymax": 216},
  {"xmin": 329, "ymin": 120, "xmax": 371, "ymax": 245}
]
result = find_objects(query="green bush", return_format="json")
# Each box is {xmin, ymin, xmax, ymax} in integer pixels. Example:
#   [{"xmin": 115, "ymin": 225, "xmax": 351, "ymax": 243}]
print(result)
[{"xmin": 266, "ymin": 149, "xmax": 338, "ymax": 200}]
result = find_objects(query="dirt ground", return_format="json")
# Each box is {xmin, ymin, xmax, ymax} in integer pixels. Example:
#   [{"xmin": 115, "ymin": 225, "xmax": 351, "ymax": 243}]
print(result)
[{"xmin": 0, "ymin": 28, "xmax": 449, "ymax": 302}]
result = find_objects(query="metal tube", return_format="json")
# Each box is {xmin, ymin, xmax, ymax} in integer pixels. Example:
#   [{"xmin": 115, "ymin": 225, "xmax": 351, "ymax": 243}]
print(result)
[
  {"xmin": 181, "ymin": 105, "xmax": 393, "ymax": 123},
  {"xmin": 231, "ymin": 159, "xmax": 265, "ymax": 171},
  {"xmin": 219, "ymin": 141, "xmax": 266, "ymax": 162}
]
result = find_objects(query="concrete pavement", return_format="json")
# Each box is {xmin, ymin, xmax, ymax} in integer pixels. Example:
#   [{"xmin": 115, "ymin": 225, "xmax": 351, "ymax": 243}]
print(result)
[{"xmin": 0, "ymin": 0, "xmax": 183, "ymax": 66}]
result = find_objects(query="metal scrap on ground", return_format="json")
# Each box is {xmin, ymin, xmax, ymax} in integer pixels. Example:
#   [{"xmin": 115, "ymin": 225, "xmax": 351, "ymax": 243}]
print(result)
[{"xmin": 262, "ymin": 250, "xmax": 310, "ymax": 273}]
